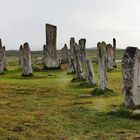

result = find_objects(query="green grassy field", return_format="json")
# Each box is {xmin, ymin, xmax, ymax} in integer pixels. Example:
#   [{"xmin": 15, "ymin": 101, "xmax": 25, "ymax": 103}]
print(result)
[{"xmin": 0, "ymin": 52, "xmax": 140, "ymax": 140}]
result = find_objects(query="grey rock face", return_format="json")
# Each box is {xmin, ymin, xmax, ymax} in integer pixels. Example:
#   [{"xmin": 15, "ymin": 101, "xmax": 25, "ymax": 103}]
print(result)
[
  {"xmin": 122, "ymin": 47, "xmax": 140, "ymax": 108},
  {"xmin": 43, "ymin": 24, "xmax": 59, "ymax": 69},
  {"xmin": 61, "ymin": 44, "xmax": 68, "ymax": 64},
  {"xmin": 97, "ymin": 41, "xmax": 108, "ymax": 90},
  {"xmin": 70, "ymin": 37, "xmax": 76, "ymax": 69},
  {"xmin": 3, "ymin": 46, "xmax": 6, "ymax": 70},
  {"xmin": 73, "ymin": 43, "xmax": 84, "ymax": 80},
  {"xmin": 67, "ymin": 50, "xmax": 75, "ymax": 73},
  {"xmin": 19, "ymin": 42, "xmax": 33, "ymax": 76},
  {"xmin": 113, "ymin": 38, "xmax": 117, "ymax": 67},
  {"xmin": 106, "ymin": 44, "xmax": 114, "ymax": 69},
  {"xmin": 0, "ymin": 39, "xmax": 5, "ymax": 73},
  {"xmin": 79, "ymin": 39, "xmax": 87, "ymax": 78},
  {"xmin": 79, "ymin": 39, "xmax": 86, "ymax": 64},
  {"xmin": 67, "ymin": 37, "xmax": 76, "ymax": 73},
  {"xmin": 105, "ymin": 38, "xmax": 117, "ymax": 69},
  {"xmin": 85, "ymin": 59, "xmax": 96, "ymax": 84}
]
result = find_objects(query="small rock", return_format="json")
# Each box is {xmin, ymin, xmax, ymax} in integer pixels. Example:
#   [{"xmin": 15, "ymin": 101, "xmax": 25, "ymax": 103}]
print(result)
[
  {"xmin": 133, "ymin": 110, "xmax": 140, "ymax": 116},
  {"xmin": 79, "ymin": 94, "xmax": 92, "ymax": 98}
]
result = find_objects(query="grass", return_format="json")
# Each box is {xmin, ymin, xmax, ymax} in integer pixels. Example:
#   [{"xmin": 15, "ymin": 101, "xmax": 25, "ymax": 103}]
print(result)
[{"xmin": 0, "ymin": 55, "xmax": 140, "ymax": 140}]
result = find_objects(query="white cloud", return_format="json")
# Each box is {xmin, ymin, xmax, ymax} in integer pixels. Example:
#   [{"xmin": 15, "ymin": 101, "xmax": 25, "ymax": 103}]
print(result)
[{"xmin": 0, "ymin": 0, "xmax": 140, "ymax": 50}]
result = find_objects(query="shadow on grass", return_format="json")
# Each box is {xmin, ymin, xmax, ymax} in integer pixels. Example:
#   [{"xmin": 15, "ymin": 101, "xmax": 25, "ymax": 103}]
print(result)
[
  {"xmin": 67, "ymin": 71, "xmax": 76, "ymax": 75},
  {"xmin": 43, "ymin": 66, "xmax": 61, "ymax": 70},
  {"xmin": 107, "ymin": 104, "xmax": 140, "ymax": 120},
  {"xmin": 22, "ymin": 73, "xmax": 33, "ymax": 77},
  {"xmin": 78, "ymin": 81, "xmax": 97, "ymax": 88},
  {"xmin": 0, "ymin": 72, "xmax": 5, "ymax": 75},
  {"xmin": 107, "ymin": 105, "xmax": 132, "ymax": 118},
  {"xmin": 91, "ymin": 88, "xmax": 117, "ymax": 97},
  {"xmin": 10, "ymin": 74, "xmax": 48, "ymax": 80},
  {"xmin": 71, "ymin": 78, "xmax": 86, "ymax": 83}
]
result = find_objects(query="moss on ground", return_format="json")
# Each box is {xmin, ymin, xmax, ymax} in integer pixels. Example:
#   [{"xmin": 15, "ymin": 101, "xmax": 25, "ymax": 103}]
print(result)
[{"xmin": 0, "ymin": 57, "xmax": 139, "ymax": 140}]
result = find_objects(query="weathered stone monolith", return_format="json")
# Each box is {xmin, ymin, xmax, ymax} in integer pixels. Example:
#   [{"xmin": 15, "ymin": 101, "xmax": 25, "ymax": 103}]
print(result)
[
  {"xmin": 70, "ymin": 37, "xmax": 76, "ymax": 69},
  {"xmin": 79, "ymin": 39, "xmax": 87, "ymax": 78},
  {"xmin": 0, "ymin": 39, "xmax": 5, "ymax": 73},
  {"xmin": 122, "ymin": 47, "xmax": 140, "ymax": 108},
  {"xmin": 79, "ymin": 39, "xmax": 86, "ymax": 63},
  {"xmin": 3, "ymin": 46, "xmax": 6, "ymax": 70},
  {"xmin": 19, "ymin": 42, "xmax": 33, "ymax": 76},
  {"xmin": 73, "ymin": 43, "xmax": 85, "ymax": 80},
  {"xmin": 113, "ymin": 38, "xmax": 117, "ymax": 67},
  {"xmin": 67, "ymin": 50, "xmax": 75, "ymax": 73},
  {"xmin": 106, "ymin": 44, "xmax": 114, "ymax": 69},
  {"xmin": 43, "ymin": 24, "xmax": 59, "ymax": 69},
  {"xmin": 97, "ymin": 41, "xmax": 108, "ymax": 90},
  {"xmin": 67, "ymin": 37, "xmax": 76, "ymax": 73},
  {"xmin": 61, "ymin": 44, "xmax": 68, "ymax": 64},
  {"xmin": 85, "ymin": 59, "xmax": 96, "ymax": 84}
]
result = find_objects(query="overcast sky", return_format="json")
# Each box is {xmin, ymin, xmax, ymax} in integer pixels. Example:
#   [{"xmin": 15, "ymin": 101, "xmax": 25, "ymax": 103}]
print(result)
[{"xmin": 0, "ymin": 0, "xmax": 140, "ymax": 50}]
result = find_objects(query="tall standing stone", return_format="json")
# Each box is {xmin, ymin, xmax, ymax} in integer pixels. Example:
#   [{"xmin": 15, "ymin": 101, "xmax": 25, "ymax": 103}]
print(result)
[
  {"xmin": 67, "ymin": 38, "xmax": 76, "ymax": 73},
  {"xmin": 122, "ymin": 47, "xmax": 140, "ymax": 108},
  {"xmin": 67, "ymin": 49, "xmax": 75, "ymax": 73},
  {"xmin": 79, "ymin": 39, "xmax": 86, "ymax": 63},
  {"xmin": 19, "ymin": 42, "xmax": 33, "ymax": 76},
  {"xmin": 43, "ymin": 24, "xmax": 59, "ymax": 69},
  {"xmin": 85, "ymin": 59, "xmax": 96, "ymax": 84},
  {"xmin": 106, "ymin": 44, "xmax": 114, "ymax": 69},
  {"xmin": 113, "ymin": 38, "xmax": 117, "ymax": 67},
  {"xmin": 97, "ymin": 41, "xmax": 108, "ymax": 90},
  {"xmin": 73, "ymin": 43, "xmax": 85, "ymax": 80},
  {"xmin": 79, "ymin": 39, "xmax": 87, "ymax": 78},
  {"xmin": 3, "ymin": 46, "xmax": 6, "ymax": 70},
  {"xmin": 70, "ymin": 37, "xmax": 76, "ymax": 69},
  {"xmin": 60, "ymin": 44, "xmax": 68, "ymax": 64},
  {"xmin": 0, "ymin": 39, "xmax": 5, "ymax": 73}
]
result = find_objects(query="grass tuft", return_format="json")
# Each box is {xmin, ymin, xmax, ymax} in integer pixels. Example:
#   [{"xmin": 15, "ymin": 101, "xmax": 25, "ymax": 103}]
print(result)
[
  {"xmin": 0, "ymin": 72, "xmax": 5, "ymax": 75},
  {"xmin": 21, "ymin": 73, "xmax": 33, "ymax": 77},
  {"xmin": 108, "ymin": 105, "xmax": 132, "ymax": 118},
  {"xmin": 91, "ymin": 88, "xmax": 116, "ymax": 97},
  {"xmin": 71, "ymin": 77, "xmax": 86, "ymax": 82},
  {"xmin": 79, "ymin": 81, "xmax": 97, "ymax": 88}
]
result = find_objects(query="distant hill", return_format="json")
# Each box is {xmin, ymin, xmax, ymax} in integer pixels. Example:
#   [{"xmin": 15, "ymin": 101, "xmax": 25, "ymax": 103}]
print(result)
[
  {"xmin": 6, "ymin": 50, "xmax": 43, "ymax": 57},
  {"xmin": 6, "ymin": 49, "xmax": 125, "ymax": 60}
]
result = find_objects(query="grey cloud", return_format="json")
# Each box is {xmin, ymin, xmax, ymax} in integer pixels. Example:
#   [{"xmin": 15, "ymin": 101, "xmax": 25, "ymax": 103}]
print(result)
[{"xmin": 0, "ymin": 0, "xmax": 140, "ymax": 50}]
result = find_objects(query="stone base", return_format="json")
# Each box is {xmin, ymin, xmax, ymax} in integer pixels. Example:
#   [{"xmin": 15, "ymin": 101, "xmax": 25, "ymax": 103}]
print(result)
[
  {"xmin": 91, "ymin": 88, "xmax": 115, "ymax": 97},
  {"xmin": 22, "ymin": 73, "xmax": 33, "ymax": 77},
  {"xmin": 0, "ymin": 72, "xmax": 5, "ymax": 75},
  {"xmin": 79, "ymin": 81, "xmax": 97, "ymax": 88},
  {"xmin": 43, "ymin": 65, "xmax": 61, "ymax": 70},
  {"xmin": 43, "ymin": 58, "xmax": 60, "ymax": 69},
  {"xmin": 71, "ymin": 77, "xmax": 86, "ymax": 82}
]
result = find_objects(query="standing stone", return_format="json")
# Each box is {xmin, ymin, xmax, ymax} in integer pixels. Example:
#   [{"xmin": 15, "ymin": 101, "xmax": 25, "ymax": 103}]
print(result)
[
  {"xmin": 67, "ymin": 49, "xmax": 75, "ymax": 73},
  {"xmin": 85, "ymin": 59, "xmax": 96, "ymax": 84},
  {"xmin": 43, "ymin": 24, "xmax": 59, "ymax": 69},
  {"xmin": 97, "ymin": 41, "xmax": 108, "ymax": 90},
  {"xmin": 0, "ymin": 39, "xmax": 5, "ymax": 73},
  {"xmin": 79, "ymin": 39, "xmax": 87, "ymax": 78},
  {"xmin": 79, "ymin": 39, "xmax": 86, "ymax": 63},
  {"xmin": 122, "ymin": 47, "xmax": 140, "ymax": 108},
  {"xmin": 19, "ymin": 45, "xmax": 23, "ymax": 67},
  {"xmin": 19, "ymin": 42, "xmax": 33, "ymax": 76},
  {"xmin": 106, "ymin": 44, "xmax": 114, "ymax": 69},
  {"xmin": 113, "ymin": 38, "xmax": 117, "ymax": 67},
  {"xmin": 70, "ymin": 37, "xmax": 76, "ymax": 69},
  {"xmin": 60, "ymin": 44, "xmax": 68, "ymax": 64},
  {"xmin": 3, "ymin": 46, "xmax": 6, "ymax": 70},
  {"xmin": 67, "ymin": 38, "xmax": 76, "ymax": 73},
  {"xmin": 73, "ymin": 43, "xmax": 84, "ymax": 80}
]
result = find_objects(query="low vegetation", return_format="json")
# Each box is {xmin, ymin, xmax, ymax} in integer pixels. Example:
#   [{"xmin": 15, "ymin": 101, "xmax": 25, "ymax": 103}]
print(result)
[{"xmin": 0, "ymin": 51, "xmax": 139, "ymax": 140}]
